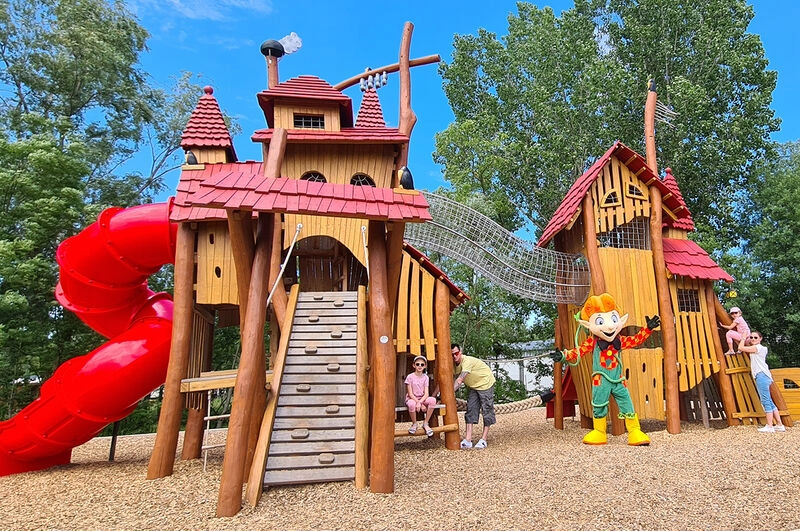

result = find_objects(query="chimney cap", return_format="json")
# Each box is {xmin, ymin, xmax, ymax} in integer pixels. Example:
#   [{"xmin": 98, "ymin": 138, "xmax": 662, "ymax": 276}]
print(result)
[{"xmin": 260, "ymin": 39, "xmax": 285, "ymax": 58}]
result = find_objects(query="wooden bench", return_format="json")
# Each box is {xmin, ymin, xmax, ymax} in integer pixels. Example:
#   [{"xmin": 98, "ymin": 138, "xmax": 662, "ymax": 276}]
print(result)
[{"xmin": 180, "ymin": 369, "xmax": 273, "ymax": 393}]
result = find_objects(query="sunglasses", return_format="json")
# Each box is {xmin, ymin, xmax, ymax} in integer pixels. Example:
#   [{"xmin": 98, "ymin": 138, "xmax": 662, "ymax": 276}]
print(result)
[
  {"xmin": 414, "ymin": 362, "xmax": 426, "ymax": 367},
  {"xmin": 749, "ymin": 336, "xmax": 760, "ymax": 340}
]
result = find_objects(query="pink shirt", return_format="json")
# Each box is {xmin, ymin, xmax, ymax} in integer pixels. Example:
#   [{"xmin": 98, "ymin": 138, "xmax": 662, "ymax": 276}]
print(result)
[
  {"xmin": 404, "ymin": 372, "xmax": 429, "ymax": 399},
  {"xmin": 733, "ymin": 315, "xmax": 750, "ymax": 336}
]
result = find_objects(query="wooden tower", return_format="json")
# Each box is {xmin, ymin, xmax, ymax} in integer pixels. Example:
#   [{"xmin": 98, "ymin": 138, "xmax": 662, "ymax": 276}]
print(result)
[
  {"xmin": 145, "ymin": 23, "xmax": 466, "ymax": 518},
  {"xmin": 538, "ymin": 83, "xmax": 791, "ymax": 435}
]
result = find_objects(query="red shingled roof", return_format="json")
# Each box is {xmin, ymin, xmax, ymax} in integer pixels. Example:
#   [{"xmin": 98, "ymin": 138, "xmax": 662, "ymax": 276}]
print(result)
[
  {"xmin": 180, "ymin": 86, "xmax": 237, "ymax": 160},
  {"xmin": 257, "ymin": 75, "xmax": 354, "ymax": 129},
  {"xmin": 403, "ymin": 242, "xmax": 469, "ymax": 307},
  {"xmin": 171, "ymin": 161, "xmax": 264, "ymax": 222},
  {"xmin": 663, "ymin": 238, "xmax": 733, "ymax": 282},
  {"xmin": 355, "ymin": 89, "xmax": 386, "ymax": 128},
  {"xmin": 251, "ymin": 127, "xmax": 407, "ymax": 144},
  {"xmin": 537, "ymin": 141, "xmax": 692, "ymax": 247},
  {"xmin": 661, "ymin": 167, "xmax": 695, "ymax": 231},
  {"xmin": 174, "ymin": 163, "xmax": 430, "ymax": 222}
]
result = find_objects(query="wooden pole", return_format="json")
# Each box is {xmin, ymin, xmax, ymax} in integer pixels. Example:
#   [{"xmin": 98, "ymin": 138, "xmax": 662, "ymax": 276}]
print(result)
[
  {"xmin": 227, "ymin": 209, "xmax": 255, "ymax": 325},
  {"xmin": 649, "ymin": 188, "xmax": 681, "ymax": 434},
  {"xmin": 395, "ymin": 22, "xmax": 417, "ymax": 174},
  {"xmin": 181, "ymin": 314, "xmax": 214, "ymax": 460},
  {"xmin": 333, "ymin": 54, "xmax": 441, "ymax": 91},
  {"xmin": 553, "ymin": 316, "xmax": 565, "ymax": 430},
  {"xmin": 582, "ymin": 195, "xmax": 605, "ymax": 294},
  {"xmin": 354, "ymin": 285, "xmax": 370, "ymax": 487},
  {"xmin": 386, "ymin": 222, "xmax": 405, "ymax": 320},
  {"xmin": 147, "ymin": 224, "xmax": 195, "ymax": 479},
  {"xmin": 367, "ymin": 221, "xmax": 396, "ymax": 493},
  {"xmin": 705, "ymin": 284, "xmax": 738, "ymax": 426},
  {"xmin": 217, "ymin": 214, "xmax": 272, "ymax": 517},
  {"xmin": 435, "ymin": 279, "xmax": 460, "ymax": 450},
  {"xmin": 265, "ymin": 129, "xmax": 288, "ymax": 328}
]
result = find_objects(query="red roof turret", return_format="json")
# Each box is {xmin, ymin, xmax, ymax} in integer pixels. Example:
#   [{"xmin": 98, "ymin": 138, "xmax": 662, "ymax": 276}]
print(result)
[
  {"xmin": 180, "ymin": 86, "xmax": 237, "ymax": 161},
  {"xmin": 355, "ymin": 89, "xmax": 386, "ymax": 128}
]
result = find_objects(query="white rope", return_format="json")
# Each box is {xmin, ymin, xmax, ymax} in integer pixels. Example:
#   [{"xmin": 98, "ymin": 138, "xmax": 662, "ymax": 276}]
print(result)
[
  {"xmin": 361, "ymin": 225, "xmax": 369, "ymax": 284},
  {"xmin": 267, "ymin": 223, "xmax": 302, "ymax": 307}
]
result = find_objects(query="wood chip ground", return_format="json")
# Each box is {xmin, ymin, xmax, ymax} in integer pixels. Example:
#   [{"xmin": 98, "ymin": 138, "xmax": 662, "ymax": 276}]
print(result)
[{"xmin": 3, "ymin": 407, "xmax": 798, "ymax": 530}]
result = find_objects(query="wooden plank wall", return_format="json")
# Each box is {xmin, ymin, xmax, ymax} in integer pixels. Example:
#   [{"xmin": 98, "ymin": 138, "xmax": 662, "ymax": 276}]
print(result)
[
  {"xmin": 284, "ymin": 215, "xmax": 367, "ymax": 266},
  {"xmin": 668, "ymin": 276, "xmax": 719, "ymax": 392},
  {"xmin": 724, "ymin": 353, "xmax": 766, "ymax": 425},
  {"xmin": 393, "ymin": 250, "xmax": 437, "ymax": 359},
  {"xmin": 771, "ymin": 368, "xmax": 800, "ymax": 420},
  {"xmin": 591, "ymin": 156, "xmax": 651, "ymax": 234},
  {"xmin": 184, "ymin": 308, "xmax": 215, "ymax": 409},
  {"xmin": 596, "ymin": 247, "xmax": 664, "ymax": 420},
  {"xmin": 273, "ymin": 104, "xmax": 340, "ymax": 132},
  {"xmin": 282, "ymin": 144, "xmax": 396, "ymax": 187},
  {"xmin": 196, "ymin": 221, "xmax": 239, "ymax": 305}
]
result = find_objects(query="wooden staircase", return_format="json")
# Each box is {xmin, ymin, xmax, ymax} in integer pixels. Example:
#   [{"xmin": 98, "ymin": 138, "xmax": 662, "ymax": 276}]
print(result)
[{"xmin": 263, "ymin": 290, "xmax": 359, "ymax": 486}]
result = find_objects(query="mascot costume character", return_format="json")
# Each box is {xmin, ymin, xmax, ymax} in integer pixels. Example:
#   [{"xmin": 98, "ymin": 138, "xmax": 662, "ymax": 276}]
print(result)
[{"xmin": 554, "ymin": 292, "xmax": 660, "ymax": 446}]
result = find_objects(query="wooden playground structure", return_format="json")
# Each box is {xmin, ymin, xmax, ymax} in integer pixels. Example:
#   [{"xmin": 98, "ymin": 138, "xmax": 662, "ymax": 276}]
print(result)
[
  {"xmin": 539, "ymin": 82, "xmax": 794, "ymax": 437},
  {"xmin": 124, "ymin": 22, "xmax": 796, "ymax": 520},
  {"xmin": 144, "ymin": 24, "xmax": 473, "ymax": 517}
]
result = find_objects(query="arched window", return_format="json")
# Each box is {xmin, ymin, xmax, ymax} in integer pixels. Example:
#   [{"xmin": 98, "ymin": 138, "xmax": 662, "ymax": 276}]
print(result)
[
  {"xmin": 350, "ymin": 173, "xmax": 376, "ymax": 186},
  {"xmin": 602, "ymin": 190, "xmax": 620, "ymax": 206},
  {"xmin": 300, "ymin": 171, "xmax": 327, "ymax": 183}
]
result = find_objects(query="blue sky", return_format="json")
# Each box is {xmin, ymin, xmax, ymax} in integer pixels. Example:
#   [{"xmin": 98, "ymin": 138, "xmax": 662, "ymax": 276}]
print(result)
[{"xmin": 127, "ymin": 1, "xmax": 800, "ymax": 200}]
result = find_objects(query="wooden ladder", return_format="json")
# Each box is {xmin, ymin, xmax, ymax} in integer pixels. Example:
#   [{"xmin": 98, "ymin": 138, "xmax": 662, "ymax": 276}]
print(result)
[{"xmin": 262, "ymin": 290, "xmax": 359, "ymax": 486}]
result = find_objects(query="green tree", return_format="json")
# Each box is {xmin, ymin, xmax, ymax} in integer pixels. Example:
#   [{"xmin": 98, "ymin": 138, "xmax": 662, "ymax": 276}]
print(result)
[
  {"xmin": 737, "ymin": 142, "xmax": 800, "ymax": 368},
  {"xmin": 0, "ymin": 0, "xmax": 163, "ymax": 417},
  {"xmin": 435, "ymin": 0, "xmax": 778, "ymax": 247}
]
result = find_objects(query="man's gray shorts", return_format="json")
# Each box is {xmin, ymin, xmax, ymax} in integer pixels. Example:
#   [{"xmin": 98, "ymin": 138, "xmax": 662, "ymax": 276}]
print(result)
[{"xmin": 465, "ymin": 386, "xmax": 496, "ymax": 426}]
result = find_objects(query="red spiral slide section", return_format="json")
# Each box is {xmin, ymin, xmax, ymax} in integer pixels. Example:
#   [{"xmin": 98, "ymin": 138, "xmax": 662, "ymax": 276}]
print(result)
[{"xmin": 0, "ymin": 201, "xmax": 178, "ymax": 475}]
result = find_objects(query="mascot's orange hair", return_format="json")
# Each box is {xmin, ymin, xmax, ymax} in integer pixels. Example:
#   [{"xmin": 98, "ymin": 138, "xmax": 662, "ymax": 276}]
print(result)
[{"xmin": 580, "ymin": 293, "xmax": 619, "ymax": 321}]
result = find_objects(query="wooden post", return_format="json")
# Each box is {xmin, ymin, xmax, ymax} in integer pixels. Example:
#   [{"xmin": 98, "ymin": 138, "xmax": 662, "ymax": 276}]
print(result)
[
  {"xmin": 395, "ymin": 22, "xmax": 418, "ymax": 173},
  {"xmin": 227, "ymin": 209, "xmax": 255, "ymax": 324},
  {"xmin": 435, "ymin": 279, "xmax": 460, "ymax": 450},
  {"xmin": 181, "ymin": 314, "xmax": 214, "ymax": 460},
  {"xmin": 217, "ymin": 214, "xmax": 272, "ymax": 517},
  {"xmin": 147, "ymin": 223, "xmax": 195, "ymax": 479},
  {"xmin": 367, "ymin": 221, "xmax": 396, "ymax": 493},
  {"xmin": 354, "ymin": 286, "xmax": 370, "ymax": 487},
  {"xmin": 705, "ymin": 284, "xmax": 738, "ymax": 426},
  {"xmin": 386, "ymin": 222, "xmax": 405, "ymax": 318},
  {"xmin": 769, "ymin": 383, "xmax": 794, "ymax": 427},
  {"xmin": 582, "ymin": 195, "xmax": 605, "ymax": 294},
  {"xmin": 265, "ymin": 129, "xmax": 288, "ymax": 328},
  {"xmin": 649, "ymin": 187, "xmax": 680, "ymax": 434}
]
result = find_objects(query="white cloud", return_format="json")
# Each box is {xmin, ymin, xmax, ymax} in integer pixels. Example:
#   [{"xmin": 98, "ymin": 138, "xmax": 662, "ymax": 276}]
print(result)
[{"xmin": 129, "ymin": 0, "xmax": 272, "ymax": 22}]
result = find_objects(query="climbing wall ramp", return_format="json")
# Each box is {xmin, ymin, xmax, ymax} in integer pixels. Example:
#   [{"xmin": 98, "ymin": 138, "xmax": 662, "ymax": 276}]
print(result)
[
  {"xmin": 404, "ymin": 192, "xmax": 590, "ymax": 304},
  {"xmin": 262, "ymin": 291, "xmax": 359, "ymax": 486}
]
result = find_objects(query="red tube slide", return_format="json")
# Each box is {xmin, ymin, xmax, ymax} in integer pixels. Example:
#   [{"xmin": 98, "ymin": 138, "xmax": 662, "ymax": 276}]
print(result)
[{"xmin": 0, "ymin": 201, "xmax": 178, "ymax": 475}]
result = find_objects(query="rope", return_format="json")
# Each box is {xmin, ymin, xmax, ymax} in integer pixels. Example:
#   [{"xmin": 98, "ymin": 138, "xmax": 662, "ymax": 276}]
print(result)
[{"xmin": 454, "ymin": 394, "xmax": 545, "ymax": 414}]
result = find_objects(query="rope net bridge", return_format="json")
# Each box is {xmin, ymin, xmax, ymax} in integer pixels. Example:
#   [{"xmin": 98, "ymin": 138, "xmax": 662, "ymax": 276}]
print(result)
[{"xmin": 405, "ymin": 192, "xmax": 591, "ymax": 305}]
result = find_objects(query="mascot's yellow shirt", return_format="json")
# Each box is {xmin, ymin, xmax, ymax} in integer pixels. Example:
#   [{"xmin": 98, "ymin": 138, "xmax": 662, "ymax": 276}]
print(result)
[{"xmin": 453, "ymin": 355, "xmax": 496, "ymax": 391}]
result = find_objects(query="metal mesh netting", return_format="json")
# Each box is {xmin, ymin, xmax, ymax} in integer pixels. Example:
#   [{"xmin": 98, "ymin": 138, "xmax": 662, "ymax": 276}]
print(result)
[{"xmin": 404, "ymin": 192, "xmax": 591, "ymax": 305}]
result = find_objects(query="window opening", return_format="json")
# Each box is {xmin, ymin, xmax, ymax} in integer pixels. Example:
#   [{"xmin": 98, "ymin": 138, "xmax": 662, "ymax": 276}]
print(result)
[
  {"xmin": 350, "ymin": 173, "xmax": 376, "ymax": 186},
  {"xmin": 294, "ymin": 114, "xmax": 325, "ymax": 129},
  {"xmin": 300, "ymin": 171, "xmax": 327, "ymax": 183}
]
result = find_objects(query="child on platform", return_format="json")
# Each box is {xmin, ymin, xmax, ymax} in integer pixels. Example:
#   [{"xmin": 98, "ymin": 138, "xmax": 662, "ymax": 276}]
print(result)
[
  {"xmin": 720, "ymin": 306, "xmax": 750, "ymax": 355},
  {"xmin": 405, "ymin": 355, "xmax": 437, "ymax": 437}
]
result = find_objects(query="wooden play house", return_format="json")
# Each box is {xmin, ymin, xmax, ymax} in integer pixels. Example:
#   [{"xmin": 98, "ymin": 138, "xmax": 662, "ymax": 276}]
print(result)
[
  {"xmin": 538, "ymin": 84, "xmax": 792, "ymax": 434},
  {"xmin": 145, "ymin": 24, "xmax": 467, "ymax": 517}
]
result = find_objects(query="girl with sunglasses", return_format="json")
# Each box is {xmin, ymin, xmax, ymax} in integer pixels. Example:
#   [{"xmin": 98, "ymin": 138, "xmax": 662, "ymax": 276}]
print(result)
[{"xmin": 404, "ymin": 355, "xmax": 437, "ymax": 436}]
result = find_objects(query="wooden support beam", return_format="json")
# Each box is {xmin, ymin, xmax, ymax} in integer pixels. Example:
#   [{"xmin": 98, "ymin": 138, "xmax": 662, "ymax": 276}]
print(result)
[
  {"xmin": 147, "ymin": 224, "xmax": 196, "ymax": 479},
  {"xmin": 367, "ymin": 221, "xmax": 397, "ymax": 493},
  {"xmin": 354, "ymin": 286, "xmax": 370, "ymax": 489},
  {"xmin": 435, "ymin": 278, "xmax": 461, "ymax": 450},
  {"xmin": 705, "ymin": 284, "xmax": 739, "ymax": 426},
  {"xmin": 227, "ymin": 209, "xmax": 255, "ymax": 324},
  {"xmin": 217, "ymin": 214, "xmax": 272, "ymax": 517},
  {"xmin": 582, "ymin": 195, "xmax": 605, "ymax": 294},
  {"xmin": 650, "ymin": 186, "xmax": 681, "ymax": 434}
]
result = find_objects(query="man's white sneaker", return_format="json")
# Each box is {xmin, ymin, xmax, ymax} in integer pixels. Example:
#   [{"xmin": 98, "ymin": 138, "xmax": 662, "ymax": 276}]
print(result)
[
  {"xmin": 758, "ymin": 425, "xmax": 775, "ymax": 433},
  {"xmin": 474, "ymin": 439, "xmax": 487, "ymax": 449},
  {"xmin": 460, "ymin": 439, "xmax": 473, "ymax": 449},
  {"xmin": 774, "ymin": 425, "xmax": 786, "ymax": 432}
]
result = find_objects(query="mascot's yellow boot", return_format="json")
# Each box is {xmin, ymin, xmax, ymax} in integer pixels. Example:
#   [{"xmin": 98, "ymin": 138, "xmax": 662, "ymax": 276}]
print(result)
[
  {"xmin": 625, "ymin": 415, "xmax": 651, "ymax": 446},
  {"xmin": 582, "ymin": 417, "xmax": 608, "ymax": 445}
]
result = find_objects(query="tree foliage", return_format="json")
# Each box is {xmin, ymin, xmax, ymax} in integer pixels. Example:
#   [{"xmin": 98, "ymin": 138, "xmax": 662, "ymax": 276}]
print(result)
[{"xmin": 435, "ymin": 0, "xmax": 778, "ymax": 245}]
